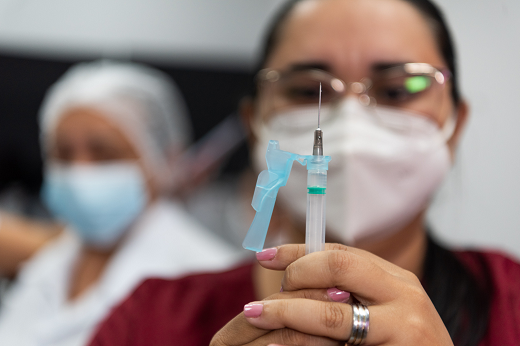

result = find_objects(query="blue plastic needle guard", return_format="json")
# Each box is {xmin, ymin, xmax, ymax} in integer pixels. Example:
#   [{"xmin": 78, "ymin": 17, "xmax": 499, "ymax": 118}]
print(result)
[{"xmin": 242, "ymin": 140, "xmax": 331, "ymax": 252}]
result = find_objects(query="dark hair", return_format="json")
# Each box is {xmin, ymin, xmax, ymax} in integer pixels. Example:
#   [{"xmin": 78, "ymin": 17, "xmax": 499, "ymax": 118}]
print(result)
[
  {"xmin": 255, "ymin": 0, "xmax": 461, "ymax": 105},
  {"xmin": 424, "ymin": 233, "xmax": 492, "ymax": 346},
  {"xmin": 255, "ymin": 1, "xmax": 492, "ymax": 345}
]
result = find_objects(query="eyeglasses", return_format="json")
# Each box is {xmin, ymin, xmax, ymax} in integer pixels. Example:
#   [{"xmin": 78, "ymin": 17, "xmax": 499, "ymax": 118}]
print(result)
[{"xmin": 256, "ymin": 63, "xmax": 451, "ymax": 126}]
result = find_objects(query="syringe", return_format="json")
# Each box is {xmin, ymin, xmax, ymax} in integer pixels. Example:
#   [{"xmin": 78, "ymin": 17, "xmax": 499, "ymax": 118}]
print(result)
[
  {"xmin": 242, "ymin": 84, "xmax": 331, "ymax": 254},
  {"xmin": 306, "ymin": 83, "xmax": 328, "ymax": 254}
]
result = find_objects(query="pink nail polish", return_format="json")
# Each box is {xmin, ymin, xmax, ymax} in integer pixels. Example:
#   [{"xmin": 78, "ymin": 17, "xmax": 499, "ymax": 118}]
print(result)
[
  {"xmin": 327, "ymin": 287, "xmax": 350, "ymax": 303},
  {"xmin": 256, "ymin": 248, "xmax": 277, "ymax": 261},
  {"xmin": 280, "ymin": 286, "xmax": 283, "ymax": 292},
  {"xmin": 244, "ymin": 303, "xmax": 263, "ymax": 318}
]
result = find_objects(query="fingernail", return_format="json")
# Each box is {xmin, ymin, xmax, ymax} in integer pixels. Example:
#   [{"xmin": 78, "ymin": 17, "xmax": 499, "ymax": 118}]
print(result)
[
  {"xmin": 280, "ymin": 286, "xmax": 283, "ymax": 292},
  {"xmin": 256, "ymin": 248, "xmax": 277, "ymax": 261},
  {"xmin": 327, "ymin": 287, "xmax": 350, "ymax": 303},
  {"xmin": 244, "ymin": 303, "xmax": 263, "ymax": 318}
]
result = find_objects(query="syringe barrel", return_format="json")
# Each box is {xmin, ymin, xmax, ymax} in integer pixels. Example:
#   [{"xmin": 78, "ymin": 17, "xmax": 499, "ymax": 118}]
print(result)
[{"xmin": 305, "ymin": 158, "xmax": 327, "ymax": 255}]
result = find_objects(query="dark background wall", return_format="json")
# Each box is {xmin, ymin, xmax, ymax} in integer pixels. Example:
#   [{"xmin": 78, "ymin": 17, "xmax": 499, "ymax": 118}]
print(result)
[{"xmin": 0, "ymin": 51, "xmax": 252, "ymax": 197}]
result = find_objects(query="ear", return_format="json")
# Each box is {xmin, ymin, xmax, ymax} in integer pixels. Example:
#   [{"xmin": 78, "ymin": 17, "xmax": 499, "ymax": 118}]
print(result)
[
  {"xmin": 447, "ymin": 99, "xmax": 469, "ymax": 160},
  {"xmin": 239, "ymin": 96, "xmax": 258, "ymax": 147}
]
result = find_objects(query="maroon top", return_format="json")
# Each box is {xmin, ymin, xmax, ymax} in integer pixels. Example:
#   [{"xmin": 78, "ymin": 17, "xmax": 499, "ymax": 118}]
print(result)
[
  {"xmin": 89, "ymin": 250, "xmax": 520, "ymax": 346},
  {"xmin": 455, "ymin": 250, "xmax": 520, "ymax": 345}
]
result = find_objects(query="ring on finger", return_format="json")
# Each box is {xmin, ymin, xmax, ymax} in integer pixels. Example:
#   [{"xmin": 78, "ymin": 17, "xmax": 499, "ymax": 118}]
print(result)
[{"xmin": 346, "ymin": 303, "xmax": 369, "ymax": 345}]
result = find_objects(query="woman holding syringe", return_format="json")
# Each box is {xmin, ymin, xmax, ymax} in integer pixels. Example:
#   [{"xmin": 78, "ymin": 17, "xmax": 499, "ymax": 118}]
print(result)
[{"xmin": 216, "ymin": 0, "xmax": 520, "ymax": 344}]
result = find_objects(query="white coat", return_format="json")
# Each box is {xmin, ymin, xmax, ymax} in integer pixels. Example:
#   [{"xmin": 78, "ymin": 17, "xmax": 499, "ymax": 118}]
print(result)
[{"xmin": 0, "ymin": 199, "xmax": 242, "ymax": 346}]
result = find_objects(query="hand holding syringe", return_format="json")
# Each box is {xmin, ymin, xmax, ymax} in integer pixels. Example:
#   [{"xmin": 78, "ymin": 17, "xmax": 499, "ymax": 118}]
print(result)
[{"xmin": 243, "ymin": 83, "xmax": 330, "ymax": 255}]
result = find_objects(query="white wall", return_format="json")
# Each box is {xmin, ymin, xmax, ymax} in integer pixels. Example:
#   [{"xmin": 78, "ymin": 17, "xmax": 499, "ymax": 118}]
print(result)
[
  {"xmin": 0, "ymin": 0, "xmax": 285, "ymax": 68},
  {"xmin": 0, "ymin": 0, "xmax": 519, "ymax": 257},
  {"xmin": 427, "ymin": 0, "xmax": 520, "ymax": 257}
]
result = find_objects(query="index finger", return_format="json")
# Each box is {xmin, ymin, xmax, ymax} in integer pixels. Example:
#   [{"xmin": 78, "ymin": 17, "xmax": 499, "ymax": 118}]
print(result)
[
  {"xmin": 257, "ymin": 244, "xmax": 404, "ymax": 277},
  {"xmin": 211, "ymin": 288, "xmax": 349, "ymax": 346}
]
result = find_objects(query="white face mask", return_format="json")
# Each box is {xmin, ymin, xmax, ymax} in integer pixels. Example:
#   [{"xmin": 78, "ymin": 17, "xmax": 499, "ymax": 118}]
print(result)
[{"xmin": 252, "ymin": 98, "xmax": 452, "ymax": 244}]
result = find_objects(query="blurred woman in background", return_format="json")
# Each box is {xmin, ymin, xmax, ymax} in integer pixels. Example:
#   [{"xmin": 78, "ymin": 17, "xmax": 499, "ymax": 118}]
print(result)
[{"xmin": 0, "ymin": 60, "xmax": 239, "ymax": 346}]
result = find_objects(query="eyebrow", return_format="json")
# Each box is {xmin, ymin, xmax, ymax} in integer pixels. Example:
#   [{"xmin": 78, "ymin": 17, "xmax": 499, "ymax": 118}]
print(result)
[
  {"xmin": 372, "ymin": 62, "xmax": 410, "ymax": 71},
  {"xmin": 286, "ymin": 61, "xmax": 412, "ymax": 73},
  {"xmin": 286, "ymin": 62, "xmax": 332, "ymax": 73},
  {"xmin": 283, "ymin": 61, "xmax": 418, "ymax": 76}
]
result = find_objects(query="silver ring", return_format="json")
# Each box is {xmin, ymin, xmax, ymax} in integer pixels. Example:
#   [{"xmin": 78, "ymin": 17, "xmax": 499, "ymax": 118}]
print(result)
[{"xmin": 346, "ymin": 303, "xmax": 369, "ymax": 345}]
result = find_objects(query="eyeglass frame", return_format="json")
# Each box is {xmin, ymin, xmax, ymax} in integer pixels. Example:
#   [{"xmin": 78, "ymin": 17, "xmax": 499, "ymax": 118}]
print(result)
[{"xmin": 255, "ymin": 62, "xmax": 452, "ymax": 109}]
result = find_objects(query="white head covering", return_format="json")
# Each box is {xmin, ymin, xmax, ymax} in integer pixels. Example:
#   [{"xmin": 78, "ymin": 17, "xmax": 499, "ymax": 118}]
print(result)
[{"xmin": 39, "ymin": 60, "xmax": 192, "ymax": 194}]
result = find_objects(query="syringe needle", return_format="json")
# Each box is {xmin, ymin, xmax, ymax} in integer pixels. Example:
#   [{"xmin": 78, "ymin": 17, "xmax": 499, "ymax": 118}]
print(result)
[
  {"xmin": 318, "ymin": 82, "xmax": 322, "ymax": 129},
  {"xmin": 312, "ymin": 83, "xmax": 324, "ymax": 156}
]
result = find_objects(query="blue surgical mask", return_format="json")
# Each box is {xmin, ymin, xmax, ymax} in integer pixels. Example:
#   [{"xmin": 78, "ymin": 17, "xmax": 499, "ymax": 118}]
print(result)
[{"xmin": 42, "ymin": 162, "xmax": 148, "ymax": 248}]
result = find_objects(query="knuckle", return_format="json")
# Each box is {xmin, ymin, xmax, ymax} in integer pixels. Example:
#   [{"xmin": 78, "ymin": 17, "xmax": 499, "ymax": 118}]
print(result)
[
  {"xmin": 274, "ymin": 299, "xmax": 290, "ymax": 320},
  {"xmin": 288, "ymin": 245, "xmax": 300, "ymax": 261},
  {"xmin": 402, "ymin": 311, "xmax": 431, "ymax": 340},
  {"xmin": 296, "ymin": 244, "xmax": 306, "ymax": 258},
  {"xmin": 277, "ymin": 328, "xmax": 315, "ymax": 345},
  {"xmin": 407, "ymin": 282, "xmax": 428, "ymax": 303},
  {"xmin": 327, "ymin": 251, "xmax": 352, "ymax": 278},
  {"xmin": 284, "ymin": 263, "xmax": 295, "ymax": 287},
  {"xmin": 402, "ymin": 269, "xmax": 421, "ymax": 285},
  {"xmin": 284, "ymin": 262, "xmax": 303, "ymax": 289},
  {"xmin": 321, "ymin": 302, "xmax": 347, "ymax": 330},
  {"xmin": 301, "ymin": 289, "xmax": 315, "ymax": 300},
  {"xmin": 327, "ymin": 243, "xmax": 349, "ymax": 252},
  {"xmin": 281, "ymin": 244, "xmax": 305, "ymax": 262}
]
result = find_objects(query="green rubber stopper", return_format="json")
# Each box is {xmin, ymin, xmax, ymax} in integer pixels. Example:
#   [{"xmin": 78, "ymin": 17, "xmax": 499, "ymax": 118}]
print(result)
[{"xmin": 308, "ymin": 187, "xmax": 326, "ymax": 194}]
